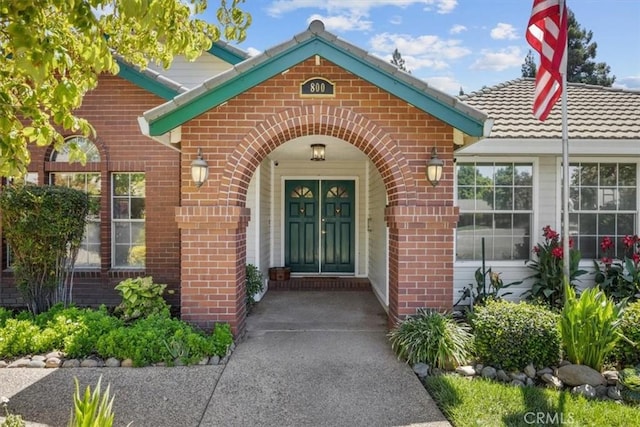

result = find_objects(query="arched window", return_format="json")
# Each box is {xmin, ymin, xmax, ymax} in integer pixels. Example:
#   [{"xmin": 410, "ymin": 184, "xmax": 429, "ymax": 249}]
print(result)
[{"xmin": 49, "ymin": 136, "xmax": 102, "ymax": 267}]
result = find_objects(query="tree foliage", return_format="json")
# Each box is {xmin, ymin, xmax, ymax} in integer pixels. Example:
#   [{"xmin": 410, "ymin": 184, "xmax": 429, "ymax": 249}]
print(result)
[
  {"xmin": 521, "ymin": 50, "xmax": 537, "ymax": 78},
  {"xmin": 0, "ymin": 185, "xmax": 89, "ymax": 313},
  {"xmin": 521, "ymin": 9, "xmax": 614, "ymax": 86},
  {"xmin": 0, "ymin": 0, "xmax": 251, "ymax": 178},
  {"xmin": 390, "ymin": 48, "xmax": 410, "ymax": 73}
]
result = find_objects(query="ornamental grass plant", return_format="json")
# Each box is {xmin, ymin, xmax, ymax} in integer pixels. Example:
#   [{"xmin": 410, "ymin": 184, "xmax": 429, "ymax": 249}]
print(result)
[
  {"xmin": 560, "ymin": 280, "xmax": 622, "ymax": 372},
  {"xmin": 389, "ymin": 308, "xmax": 473, "ymax": 369}
]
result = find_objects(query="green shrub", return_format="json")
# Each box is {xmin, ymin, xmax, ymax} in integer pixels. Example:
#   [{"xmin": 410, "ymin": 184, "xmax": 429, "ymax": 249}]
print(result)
[
  {"xmin": 561, "ymin": 283, "xmax": 622, "ymax": 371},
  {"xmin": 114, "ymin": 276, "xmax": 170, "ymax": 321},
  {"xmin": 69, "ymin": 376, "xmax": 115, "ymax": 427},
  {"xmin": 96, "ymin": 315, "xmax": 232, "ymax": 367},
  {"xmin": 612, "ymin": 300, "xmax": 640, "ymax": 367},
  {"xmin": 211, "ymin": 323, "xmax": 233, "ymax": 356},
  {"xmin": 0, "ymin": 307, "xmax": 12, "ymax": 328},
  {"xmin": 245, "ymin": 264, "xmax": 264, "ymax": 306},
  {"xmin": 619, "ymin": 366, "xmax": 640, "ymax": 405},
  {"xmin": 472, "ymin": 300, "xmax": 561, "ymax": 371},
  {"xmin": 389, "ymin": 308, "xmax": 473, "ymax": 369},
  {"xmin": 0, "ymin": 318, "xmax": 44, "ymax": 357}
]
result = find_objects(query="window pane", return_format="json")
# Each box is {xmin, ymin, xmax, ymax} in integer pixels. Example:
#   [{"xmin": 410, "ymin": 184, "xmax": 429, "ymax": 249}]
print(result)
[
  {"xmin": 581, "ymin": 187, "xmax": 597, "ymax": 210},
  {"xmin": 115, "ymin": 223, "xmax": 130, "ymax": 244},
  {"xmin": 579, "ymin": 236, "xmax": 597, "ymax": 259},
  {"xmin": 130, "ymin": 198, "xmax": 145, "ymax": 219},
  {"xmin": 114, "ymin": 245, "xmax": 131, "ymax": 266},
  {"xmin": 114, "ymin": 200, "xmax": 129, "ymax": 219},
  {"xmin": 114, "ymin": 175, "xmax": 129, "ymax": 196},
  {"xmin": 494, "ymin": 214, "xmax": 512, "ymax": 234},
  {"xmin": 130, "ymin": 174, "xmax": 145, "ymax": 197},
  {"xmin": 619, "ymin": 164, "xmax": 636, "ymax": 186},
  {"xmin": 514, "ymin": 164, "xmax": 533, "ymax": 186},
  {"xmin": 599, "ymin": 188, "xmax": 617, "ymax": 210},
  {"xmin": 617, "ymin": 214, "xmax": 635, "ymax": 236},
  {"xmin": 581, "ymin": 164, "xmax": 598, "ymax": 186},
  {"xmin": 514, "ymin": 188, "xmax": 532, "ymax": 210},
  {"xmin": 599, "ymin": 214, "xmax": 616, "ymax": 235},
  {"xmin": 600, "ymin": 164, "xmax": 616, "ymax": 186},
  {"xmin": 579, "ymin": 213, "xmax": 597, "ymax": 235},
  {"xmin": 494, "ymin": 188, "xmax": 512, "ymax": 210},
  {"xmin": 494, "ymin": 164, "xmax": 513, "ymax": 186},
  {"xmin": 619, "ymin": 188, "xmax": 636, "ymax": 210}
]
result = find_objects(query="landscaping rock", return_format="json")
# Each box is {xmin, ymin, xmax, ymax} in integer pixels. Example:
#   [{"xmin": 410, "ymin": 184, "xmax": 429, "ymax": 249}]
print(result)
[
  {"xmin": 475, "ymin": 364, "xmax": 484, "ymax": 373},
  {"xmin": 62, "ymin": 359, "xmax": 80, "ymax": 368},
  {"xmin": 174, "ymin": 358, "xmax": 186, "ymax": 367},
  {"xmin": 455, "ymin": 365, "xmax": 476, "ymax": 376},
  {"xmin": 496, "ymin": 369, "xmax": 510, "ymax": 382},
  {"xmin": 525, "ymin": 378, "xmax": 535, "ymax": 387},
  {"xmin": 31, "ymin": 355, "xmax": 46, "ymax": 362},
  {"xmin": 105, "ymin": 358, "xmax": 121, "ymax": 368},
  {"xmin": 557, "ymin": 364, "xmax": 606, "ymax": 387},
  {"xmin": 0, "ymin": 361, "xmax": 8, "ymax": 368},
  {"xmin": 537, "ymin": 367, "xmax": 553, "ymax": 377},
  {"xmin": 413, "ymin": 363, "xmax": 430, "ymax": 378},
  {"xmin": 28, "ymin": 360, "xmax": 46, "ymax": 368},
  {"xmin": 603, "ymin": 370, "xmax": 619, "ymax": 386},
  {"xmin": 510, "ymin": 379, "xmax": 525, "ymax": 387},
  {"xmin": 608, "ymin": 386, "xmax": 622, "ymax": 401},
  {"xmin": 431, "ymin": 368, "xmax": 444, "ymax": 376},
  {"xmin": 198, "ymin": 357, "xmax": 210, "ymax": 366},
  {"xmin": 220, "ymin": 355, "xmax": 230, "ymax": 365},
  {"xmin": 481, "ymin": 366, "xmax": 497, "ymax": 379},
  {"xmin": 8, "ymin": 358, "xmax": 31, "ymax": 368},
  {"xmin": 46, "ymin": 351, "xmax": 63, "ymax": 359},
  {"xmin": 571, "ymin": 384, "xmax": 596, "ymax": 399},
  {"xmin": 81, "ymin": 359, "xmax": 100, "ymax": 368},
  {"xmin": 559, "ymin": 360, "xmax": 572, "ymax": 367},
  {"xmin": 45, "ymin": 357, "xmax": 62, "ymax": 368},
  {"xmin": 595, "ymin": 385, "xmax": 609, "ymax": 398},
  {"xmin": 510, "ymin": 372, "xmax": 528, "ymax": 383},
  {"xmin": 121, "ymin": 359, "xmax": 134, "ymax": 368},
  {"xmin": 541, "ymin": 373, "xmax": 563, "ymax": 389},
  {"xmin": 208, "ymin": 355, "xmax": 220, "ymax": 366},
  {"xmin": 524, "ymin": 363, "xmax": 536, "ymax": 379}
]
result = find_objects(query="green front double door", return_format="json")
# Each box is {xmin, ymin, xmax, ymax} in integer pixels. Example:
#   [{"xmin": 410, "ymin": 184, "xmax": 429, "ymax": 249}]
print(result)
[{"xmin": 285, "ymin": 180, "xmax": 355, "ymax": 274}]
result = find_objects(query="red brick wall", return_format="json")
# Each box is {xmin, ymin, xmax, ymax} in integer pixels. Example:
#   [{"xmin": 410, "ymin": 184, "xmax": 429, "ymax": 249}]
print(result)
[
  {"xmin": 1, "ymin": 76, "xmax": 182, "ymax": 310},
  {"xmin": 177, "ymin": 57, "xmax": 458, "ymax": 333}
]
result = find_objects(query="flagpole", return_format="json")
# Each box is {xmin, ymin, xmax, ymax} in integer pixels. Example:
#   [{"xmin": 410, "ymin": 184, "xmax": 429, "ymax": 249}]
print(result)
[{"xmin": 561, "ymin": 0, "xmax": 570, "ymax": 281}]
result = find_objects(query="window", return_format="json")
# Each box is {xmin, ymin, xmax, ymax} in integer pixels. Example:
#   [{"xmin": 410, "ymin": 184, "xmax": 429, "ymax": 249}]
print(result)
[
  {"xmin": 51, "ymin": 136, "xmax": 101, "ymax": 163},
  {"xmin": 456, "ymin": 162, "xmax": 533, "ymax": 260},
  {"xmin": 568, "ymin": 162, "xmax": 637, "ymax": 259},
  {"xmin": 50, "ymin": 173, "xmax": 101, "ymax": 267},
  {"xmin": 112, "ymin": 173, "xmax": 145, "ymax": 268}
]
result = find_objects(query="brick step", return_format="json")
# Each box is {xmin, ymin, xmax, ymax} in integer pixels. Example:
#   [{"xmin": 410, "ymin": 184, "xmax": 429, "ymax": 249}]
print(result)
[{"xmin": 268, "ymin": 277, "xmax": 371, "ymax": 291}]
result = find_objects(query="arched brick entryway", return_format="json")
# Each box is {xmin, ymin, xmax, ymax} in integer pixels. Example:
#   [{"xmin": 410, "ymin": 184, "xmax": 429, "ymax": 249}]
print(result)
[{"xmin": 176, "ymin": 104, "xmax": 458, "ymax": 335}]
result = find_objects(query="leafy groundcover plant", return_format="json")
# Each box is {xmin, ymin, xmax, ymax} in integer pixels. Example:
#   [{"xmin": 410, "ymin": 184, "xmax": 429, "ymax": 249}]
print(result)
[
  {"xmin": 560, "ymin": 282, "xmax": 622, "ymax": 371},
  {"xmin": 389, "ymin": 308, "xmax": 473, "ymax": 369}
]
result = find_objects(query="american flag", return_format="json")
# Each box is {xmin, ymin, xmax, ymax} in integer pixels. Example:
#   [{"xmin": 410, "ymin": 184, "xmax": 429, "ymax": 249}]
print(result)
[{"xmin": 526, "ymin": 0, "xmax": 568, "ymax": 121}]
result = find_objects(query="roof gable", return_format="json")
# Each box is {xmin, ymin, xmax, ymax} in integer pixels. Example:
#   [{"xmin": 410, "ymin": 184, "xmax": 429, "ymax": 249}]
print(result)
[
  {"xmin": 116, "ymin": 41, "xmax": 248, "ymax": 100},
  {"xmin": 141, "ymin": 20, "xmax": 488, "ymax": 138},
  {"xmin": 459, "ymin": 78, "xmax": 640, "ymax": 139}
]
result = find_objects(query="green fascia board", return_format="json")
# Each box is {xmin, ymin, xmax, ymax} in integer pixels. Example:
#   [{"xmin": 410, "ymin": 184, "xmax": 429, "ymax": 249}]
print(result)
[
  {"xmin": 148, "ymin": 37, "xmax": 484, "ymax": 137},
  {"xmin": 116, "ymin": 60, "xmax": 179, "ymax": 100},
  {"xmin": 208, "ymin": 44, "xmax": 246, "ymax": 65}
]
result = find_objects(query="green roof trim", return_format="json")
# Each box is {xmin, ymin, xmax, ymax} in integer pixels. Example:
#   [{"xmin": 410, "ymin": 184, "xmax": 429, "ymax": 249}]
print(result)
[
  {"xmin": 146, "ymin": 29, "xmax": 486, "ymax": 137},
  {"xmin": 208, "ymin": 44, "xmax": 247, "ymax": 65},
  {"xmin": 116, "ymin": 60, "xmax": 179, "ymax": 100}
]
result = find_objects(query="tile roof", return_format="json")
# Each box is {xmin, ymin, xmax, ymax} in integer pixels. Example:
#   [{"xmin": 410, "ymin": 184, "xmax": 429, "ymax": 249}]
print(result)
[{"xmin": 459, "ymin": 78, "xmax": 640, "ymax": 139}]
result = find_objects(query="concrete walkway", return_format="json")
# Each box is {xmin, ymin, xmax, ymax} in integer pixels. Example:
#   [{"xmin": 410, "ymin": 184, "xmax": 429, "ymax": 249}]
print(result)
[{"xmin": 0, "ymin": 290, "xmax": 450, "ymax": 427}]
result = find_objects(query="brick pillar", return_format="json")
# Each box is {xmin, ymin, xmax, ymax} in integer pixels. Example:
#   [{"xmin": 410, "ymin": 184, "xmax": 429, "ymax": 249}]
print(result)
[
  {"xmin": 385, "ymin": 205, "xmax": 459, "ymax": 328},
  {"xmin": 175, "ymin": 205, "xmax": 251, "ymax": 336}
]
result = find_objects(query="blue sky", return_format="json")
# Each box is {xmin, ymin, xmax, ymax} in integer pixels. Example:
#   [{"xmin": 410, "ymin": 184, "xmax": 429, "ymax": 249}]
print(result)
[{"xmin": 202, "ymin": 0, "xmax": 640, "ymax": 95}]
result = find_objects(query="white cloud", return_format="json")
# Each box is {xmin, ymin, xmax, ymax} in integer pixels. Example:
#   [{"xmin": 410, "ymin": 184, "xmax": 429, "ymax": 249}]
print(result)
[
  {"xmin": 449, "ymin": 24, "xmax": 467, "ymax": 34},
  {"xmin": 390, "ymin": 15, "xmax": 403, "ymax": 25},
  {"xmin": 424, "ymin": 76, "xmax": 463, "ymax": 94},
  {"xmin": 266, "ymin": 0, "xmax": 457, "ymax": 17},
  {"xmin": 471, "ymin": 46, "xmax": 523, "ymax": 71},
  {"xmin": 246, "ymin": 47, "xmax": 262, "ymax": 57},
  {"xmin": 614, "ymin": 76, "xmax": 640, "ymax": 90},
  {"xmin": 370, "ymin": 32, "xmax": 470, "ymax": 60},
  {"xmin": 490, "ymin": 23, "xmax": 518, "ymax": 40},
  {"xmin": 307, "ymin": 13, "xmax": 372, "ymax": 32}
]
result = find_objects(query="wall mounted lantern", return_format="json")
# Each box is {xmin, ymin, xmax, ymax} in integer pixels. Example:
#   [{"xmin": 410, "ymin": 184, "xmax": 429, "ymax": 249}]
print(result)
[
  {"xmin": 310, "ymin": 144, "xmax": 326, "ymax": 161},
  {"xmin": 426, "ymin": 147, "xmax": 444, "ymax": 187},
  {"xmin": 191, "ymin": 148, "xmax": 209, "ymax": 188}
]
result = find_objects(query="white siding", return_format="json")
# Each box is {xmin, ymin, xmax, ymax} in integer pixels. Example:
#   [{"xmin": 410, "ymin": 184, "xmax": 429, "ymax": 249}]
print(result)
[
  {"xmin": 367, "ymin": 162, "xmax": 388, "ymax": 306},
  {"xmin": 246, "ymin": 170, "xmax": 258, "ymax": 266},
  {"xmin": 146, "ymin": 54, "xmax": 234, "ymax": 89},
  {"xmin": 259, "ymin": 161, "xmax": 272, "ymax": 282}
]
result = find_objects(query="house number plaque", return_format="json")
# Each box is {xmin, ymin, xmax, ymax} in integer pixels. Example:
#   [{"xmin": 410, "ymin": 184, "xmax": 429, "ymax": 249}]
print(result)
[{"xmin": 300, "ymin": 77, "xmax": 335, "ymax": 98}]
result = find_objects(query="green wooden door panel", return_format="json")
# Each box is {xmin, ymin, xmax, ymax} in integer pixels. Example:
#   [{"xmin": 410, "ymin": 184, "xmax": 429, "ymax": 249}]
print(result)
[
  {"xmin": 285, "ymin": 180, "xmax": 319, "ymax": 272},
  {"xmin": 321, "ymin": 180, "xmax": 355, "ymax": 273}
]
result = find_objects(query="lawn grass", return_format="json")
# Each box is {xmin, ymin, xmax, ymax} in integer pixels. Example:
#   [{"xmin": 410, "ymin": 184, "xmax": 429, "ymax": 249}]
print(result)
[{"xmin": 424, "ymin": 374, "xmax": 640, "ymax": 427}]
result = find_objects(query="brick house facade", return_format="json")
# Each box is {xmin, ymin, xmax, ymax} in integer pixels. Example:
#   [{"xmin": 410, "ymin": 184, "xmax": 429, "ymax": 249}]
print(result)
[{"xmin": 1, "ymin": 21, "xmax": 488, "ymax": 335}]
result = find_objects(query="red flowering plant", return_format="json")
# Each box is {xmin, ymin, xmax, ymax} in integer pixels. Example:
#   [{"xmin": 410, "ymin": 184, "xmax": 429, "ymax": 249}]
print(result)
[
  {"xmin": 593, "ymin": 234, "xmax": 640, "ymax": 303},
  {"xmin": 523, "ymin": 225, "xmax": 587, "ymax": 309}
]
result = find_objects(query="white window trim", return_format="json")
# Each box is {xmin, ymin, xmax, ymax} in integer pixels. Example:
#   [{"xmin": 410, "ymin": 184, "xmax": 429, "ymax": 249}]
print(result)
[{"xmin": 111, "ymin": 173, "xmax": 145, "ymax": 269}]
